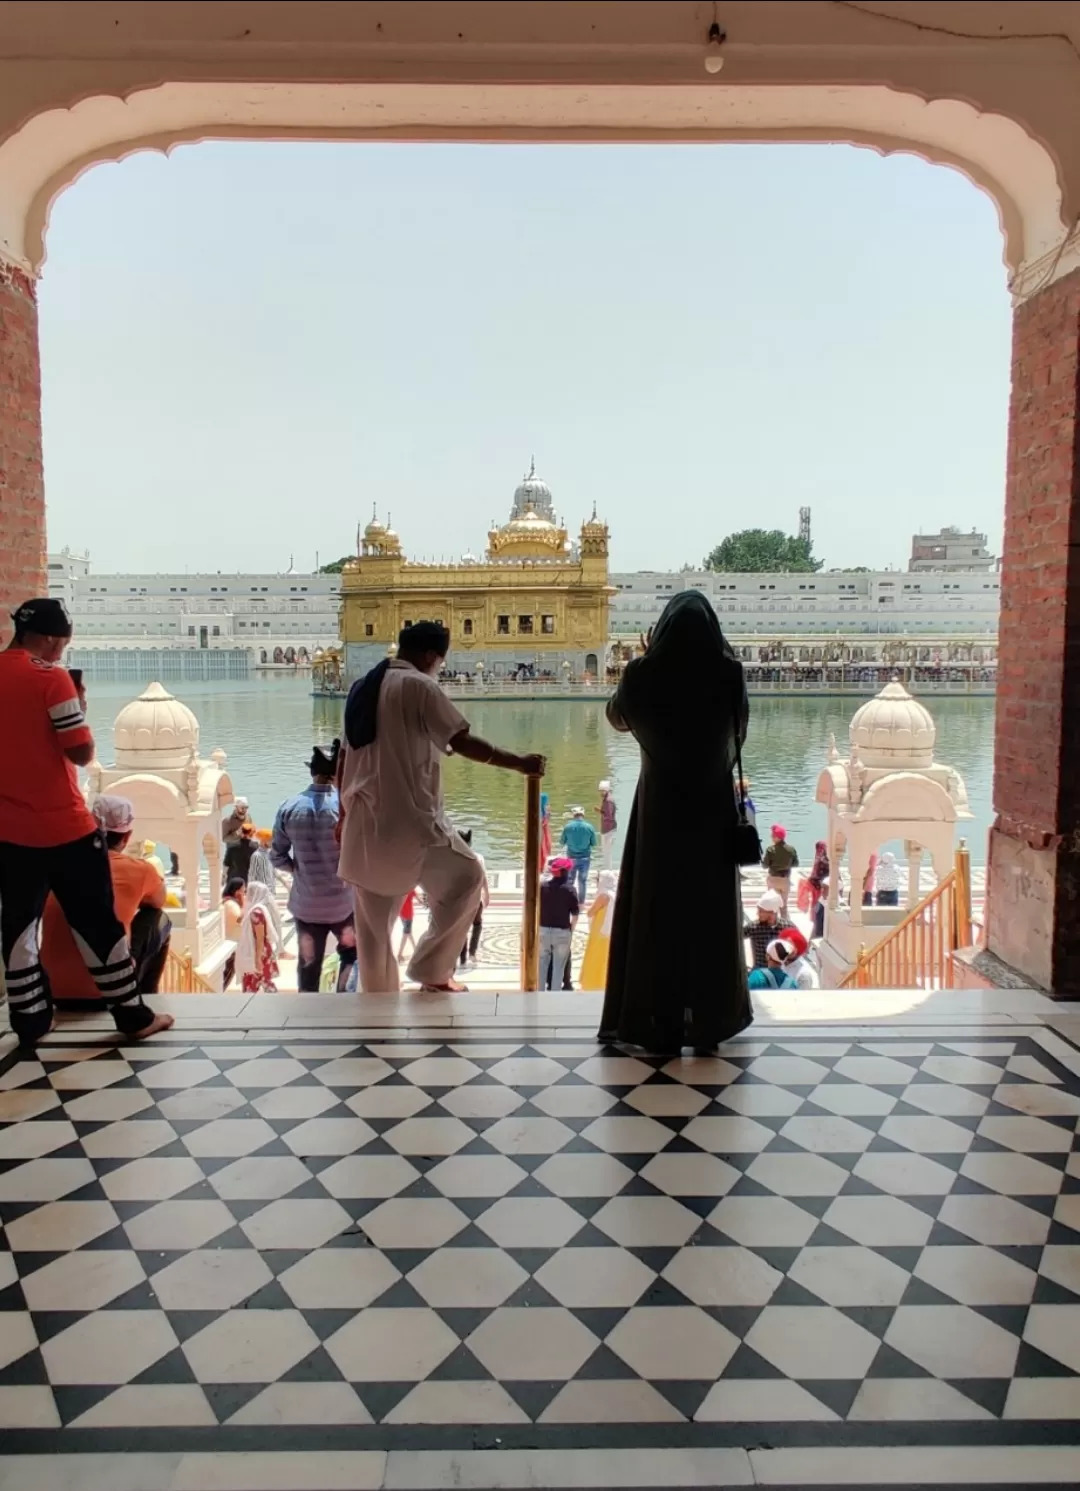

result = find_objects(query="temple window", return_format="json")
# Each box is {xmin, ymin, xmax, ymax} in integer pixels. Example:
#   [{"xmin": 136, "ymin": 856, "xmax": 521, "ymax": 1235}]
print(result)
[
  {"xmin": 463, "ymin": 619, "xmax": 474, "ymax": 636},
  {"xmin": 541, "ymin": 615, "xmax": 555, "ymax": 634},
  {"xmin": 365, "ymin": 624, "xmax": 374, "ymax": 637},
  {"xmin": 497, "ymin": 615, "xmax": 510, "ymax": 634},
  {"xmin": 518, "ymin": 615, "xmax": 534, "ymax": 634}
]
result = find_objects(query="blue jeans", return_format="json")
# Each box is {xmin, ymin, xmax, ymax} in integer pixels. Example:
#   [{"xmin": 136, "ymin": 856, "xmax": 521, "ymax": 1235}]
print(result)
[
  {"xmin": 539, "ymin": 926, "xmax": 572, "ymax": 993},
  {"xmin": 570, "ymin": 855, "xmax": 590, "ymax": 902}
]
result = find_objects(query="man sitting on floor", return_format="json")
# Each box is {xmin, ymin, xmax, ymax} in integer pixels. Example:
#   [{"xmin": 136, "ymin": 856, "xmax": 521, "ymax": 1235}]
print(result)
[{"xmin": 42, "ymin": 795, "xmax": 172, "ymax": 1005}]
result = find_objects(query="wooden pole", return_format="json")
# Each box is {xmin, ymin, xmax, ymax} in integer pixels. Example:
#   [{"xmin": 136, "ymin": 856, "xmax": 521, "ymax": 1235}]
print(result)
[
  {"xmin": 953, "ymin": 838, "xmax": 973, "ymax": 949},
  {"xmin": 521, "ymin": 774, "xmax": 542, "ymax": 991}
]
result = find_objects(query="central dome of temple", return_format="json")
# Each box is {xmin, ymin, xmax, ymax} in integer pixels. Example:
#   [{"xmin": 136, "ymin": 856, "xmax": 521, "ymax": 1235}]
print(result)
[
  {"xmin": 849, "ymin": 679, "xmax": 936, "ymax": 769},
  {"xmin": 114, "ymin": 682, "xmax": 200, "ymax": 769},
  {"xmin": 512, "ymin": 458, "xmax": 554, "ymax": 520}
]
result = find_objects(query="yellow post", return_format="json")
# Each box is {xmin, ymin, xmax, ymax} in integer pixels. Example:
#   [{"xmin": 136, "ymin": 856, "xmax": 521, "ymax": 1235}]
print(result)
[
  {"xmin": 521, "ymin": 774, "xmax": 542, "ymax": 990},
  {"xmin": 953, "ymin": 838, "xmax": 973, "ymax": 949}
]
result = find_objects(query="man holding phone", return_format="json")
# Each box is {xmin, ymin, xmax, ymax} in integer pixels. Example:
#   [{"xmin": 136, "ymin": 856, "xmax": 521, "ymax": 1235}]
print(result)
[{"xmin": 0, "ymin": 598, "xmax": 174, "ymax": 1045}]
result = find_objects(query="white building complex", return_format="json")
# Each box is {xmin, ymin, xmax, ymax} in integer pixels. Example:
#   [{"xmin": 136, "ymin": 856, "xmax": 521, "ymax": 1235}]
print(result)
[
  {"xmin": 50, "ymin": 519, "xmax": 999, "ymax": 684},
  {"xmin": 49, "ymin": 549, "xmax": 340, "ymax": 680},
  {"xmin": 610, "ymin": 565, "xmax": 1000, "ymax": 643}
]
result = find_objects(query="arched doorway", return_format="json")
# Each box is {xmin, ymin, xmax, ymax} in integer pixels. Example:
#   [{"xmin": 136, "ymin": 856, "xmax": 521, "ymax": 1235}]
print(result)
[{"xmin": 0, "ymin": 4, "xmax": 1077, "ymax": 991}]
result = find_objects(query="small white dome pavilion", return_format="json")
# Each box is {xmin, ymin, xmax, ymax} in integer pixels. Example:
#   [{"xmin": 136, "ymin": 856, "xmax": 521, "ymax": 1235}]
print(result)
[
  {"xmin": 848, "ymin": 681, "xmax": 936, "ymax": 769},
  {"xmin": 87, "ymin": 683, "xmax": 236, "ymax": 989},
  {"xmin": 814, "ymin": 678, "xmax": 971, "ymax": 986},
  {"xmin": 114, "ymin": 682, "xmax": 200, "ymax": 769}
]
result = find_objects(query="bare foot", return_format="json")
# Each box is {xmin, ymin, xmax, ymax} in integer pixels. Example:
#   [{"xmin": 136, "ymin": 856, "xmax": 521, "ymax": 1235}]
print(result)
[
  {"xmin": 420, "ymin": 979, "xmax": 468, "ymax": 993},
  {"xmin": 132, "ymin": 1013, "xmax": 176, "ymax": 1040}
]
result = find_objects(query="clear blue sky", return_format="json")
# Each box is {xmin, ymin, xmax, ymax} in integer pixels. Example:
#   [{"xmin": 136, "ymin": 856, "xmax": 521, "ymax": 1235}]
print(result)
[{"xmin": 39, "ymin": 140, "xmax": 1011, "ymax": 575}]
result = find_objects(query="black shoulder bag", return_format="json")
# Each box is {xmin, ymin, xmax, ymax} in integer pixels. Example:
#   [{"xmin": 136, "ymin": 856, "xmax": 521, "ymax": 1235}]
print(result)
[{"xmin": 732, "ymin": 722, "xmax": 763, "ymax": 868}]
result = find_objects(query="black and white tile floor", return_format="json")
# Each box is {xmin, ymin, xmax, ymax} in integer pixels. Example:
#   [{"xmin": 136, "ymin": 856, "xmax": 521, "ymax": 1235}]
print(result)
[{"xmin": 2, "ymin": 991, "xmax": 1080, "ymax": 1490}]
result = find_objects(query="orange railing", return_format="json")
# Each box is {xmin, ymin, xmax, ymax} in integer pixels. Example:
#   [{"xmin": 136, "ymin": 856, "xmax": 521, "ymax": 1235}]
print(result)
[
  {"xmin": 841, "ymin": 842, "xmax": 973, "ymax": 990},
  {"xmin": 161, "ymin": 947, "xmax": 214, "ymax": 994}
]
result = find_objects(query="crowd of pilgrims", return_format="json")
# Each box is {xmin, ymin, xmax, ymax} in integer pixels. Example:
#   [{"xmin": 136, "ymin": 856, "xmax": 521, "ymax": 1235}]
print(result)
[{"xmin": 1, "ymin": 592, "xmax": 903, "ymax": 1055}]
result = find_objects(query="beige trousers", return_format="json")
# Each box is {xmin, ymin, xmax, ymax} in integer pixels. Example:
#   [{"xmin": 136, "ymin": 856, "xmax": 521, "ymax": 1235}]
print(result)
[
  {"xmin": 353, "ymin": 839, "xmax": 484, "ymax": 993},
  {"xmin": 766, "ymin": 872, "xmax": 792, "ymax": 911}
]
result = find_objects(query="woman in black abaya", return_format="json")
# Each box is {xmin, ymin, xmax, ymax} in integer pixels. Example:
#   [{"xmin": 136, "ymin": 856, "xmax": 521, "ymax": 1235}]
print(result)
[{"xmin": 599, "ymin": 590, "xmax": 752, "ymax": 1053}]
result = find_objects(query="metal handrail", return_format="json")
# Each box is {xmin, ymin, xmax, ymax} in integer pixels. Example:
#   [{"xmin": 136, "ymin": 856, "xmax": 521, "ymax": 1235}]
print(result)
[
  {"xmin": 161, "ymin": 947, "xmax": 214, "ymax": 994},
  {"xmin": 840, "ymin": 842, "xmax": 973, "ymax": 990},
  {"xmin": 521, "ymin": 775, "xmax": 541, "ymax": 990}
]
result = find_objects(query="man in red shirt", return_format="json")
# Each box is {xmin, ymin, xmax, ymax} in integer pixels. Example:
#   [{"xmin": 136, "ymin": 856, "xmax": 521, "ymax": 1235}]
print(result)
[{"xmin": 0, "ymin": 598, "xmax": 174, "ymax": 1045}]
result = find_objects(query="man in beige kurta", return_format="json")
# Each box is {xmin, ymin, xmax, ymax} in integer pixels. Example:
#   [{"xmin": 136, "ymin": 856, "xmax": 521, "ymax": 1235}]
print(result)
[{"xmin": 337, "ymin": 623, "xmax": 543, "ymax": 993}]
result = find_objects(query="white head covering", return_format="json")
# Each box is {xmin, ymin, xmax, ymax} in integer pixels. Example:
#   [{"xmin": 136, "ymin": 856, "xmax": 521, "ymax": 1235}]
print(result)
[
  {"xmin": 598, "ymin": 780, "xmax": 611, "ymax": 793},
  {"xmin": 880, "ymin": 851, "xmax": 896, "ymax": 866},
  {"xmin": 757, "ymin": 889, "xmax": 784, "ymax": 913},
  {"xmin": 595, "ymin": 869, "xmax": 618, "ymax": 936},
  {"xmin": 235, "ymin": 881, "xmax": 283, "ymax": 975},
  {"xmin": 93, "ymin": 795, "xmax": 135, "ymax": 834},
  {"xmin": 766, "ymin": 938, "xmax": 790, "ymax": 963}
]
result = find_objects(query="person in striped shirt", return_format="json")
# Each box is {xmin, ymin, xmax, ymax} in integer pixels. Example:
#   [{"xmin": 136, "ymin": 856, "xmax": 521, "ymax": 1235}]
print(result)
[{"xmin": 270, "ymin": 741, "xmax": 357, "ymax": 991}]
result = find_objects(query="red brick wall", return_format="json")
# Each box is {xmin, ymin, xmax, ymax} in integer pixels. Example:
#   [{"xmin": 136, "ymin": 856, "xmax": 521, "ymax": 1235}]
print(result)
[
  {"xmin": 988, "ymin": 262, "xmax": 1080, "ymax": 994},
  {"xmin": 0, "ymin": 259, "xmax": 45, "ymax": 641}
]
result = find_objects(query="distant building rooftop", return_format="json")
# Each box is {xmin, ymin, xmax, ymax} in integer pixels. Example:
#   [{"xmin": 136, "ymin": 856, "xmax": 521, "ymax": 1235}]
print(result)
[{"xmin": 909, "ymin": 527, "xmax": 996, "ymax": 573}]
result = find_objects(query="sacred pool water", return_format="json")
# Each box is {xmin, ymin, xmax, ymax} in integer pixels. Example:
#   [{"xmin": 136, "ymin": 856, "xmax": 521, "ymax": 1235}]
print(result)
[{"xmin": 83, "ymin": 677, "xmax": 997, "ymax": 867}]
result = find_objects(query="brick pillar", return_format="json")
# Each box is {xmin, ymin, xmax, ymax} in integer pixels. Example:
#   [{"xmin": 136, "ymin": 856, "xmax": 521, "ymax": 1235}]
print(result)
[
  {"xmin": 0, "ymin": 258, "xmax": 46, "ymax": 639},
  {"xmin": 987, "ymin": 263, "xmax": 1080, "ymax": 996}
]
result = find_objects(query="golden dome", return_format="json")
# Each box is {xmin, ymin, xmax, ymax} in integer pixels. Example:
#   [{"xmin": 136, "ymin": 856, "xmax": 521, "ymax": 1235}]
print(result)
[
  {"xmin": 363, "ymin": 503, "xmax": 387, "ymax": 542},
  {"xmin": 488, "ymin": 503, "xmax": 568, "ymax": 559},
  {"xmin": 503, "ymin": 507, "xmax": 558, "ymax": 538}
]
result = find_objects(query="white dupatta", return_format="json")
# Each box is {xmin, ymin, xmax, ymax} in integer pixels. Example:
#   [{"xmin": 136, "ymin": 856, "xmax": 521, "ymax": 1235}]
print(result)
[{"xmin": 235, "ymin": 882, "xmax": 284, "ymax": 976}]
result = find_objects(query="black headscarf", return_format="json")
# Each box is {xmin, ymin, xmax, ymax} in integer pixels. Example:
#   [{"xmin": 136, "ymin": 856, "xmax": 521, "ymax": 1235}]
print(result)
[
  {"xmin": 343, "ymin": 660, "xmax": 390, "ymax": 749},
  {"xmin": 634, "ymin": 590, "xmax": 738, "ymax": 679},
  {"xmin": 610, "ymin": 589, "xmax": 745, "ymax": 751}
]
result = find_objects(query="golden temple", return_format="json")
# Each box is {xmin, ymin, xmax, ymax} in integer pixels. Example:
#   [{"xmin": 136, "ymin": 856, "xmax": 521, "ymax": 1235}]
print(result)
[{"xmin": 338, "ymin": 462, "xmax": 611, "ymax": 682}]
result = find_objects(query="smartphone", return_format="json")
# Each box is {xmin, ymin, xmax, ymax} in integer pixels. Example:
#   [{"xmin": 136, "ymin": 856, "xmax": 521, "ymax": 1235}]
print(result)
[{"xmin": 68, "ymin": 668, "xmax": 83, "ymax": 690}]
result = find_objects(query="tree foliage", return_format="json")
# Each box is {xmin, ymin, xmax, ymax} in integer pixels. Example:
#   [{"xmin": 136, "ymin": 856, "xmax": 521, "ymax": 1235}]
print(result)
[
  {"xmin": 319, "ymin": 556, "xmax": 354, "ymax": 574},
  {"xmin": 703, "ymin": 529, "xmax": 823, "ymax": 573}
]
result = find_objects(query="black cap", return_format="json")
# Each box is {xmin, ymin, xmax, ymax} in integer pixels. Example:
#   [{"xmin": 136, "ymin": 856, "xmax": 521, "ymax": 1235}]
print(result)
[
  {"xmin": 308, "ymin": 739, "xmax": 340, "ymax": 776},
  {"xmin": 12, "ymin": 598, "xmax": 73, "ymax": 638}
]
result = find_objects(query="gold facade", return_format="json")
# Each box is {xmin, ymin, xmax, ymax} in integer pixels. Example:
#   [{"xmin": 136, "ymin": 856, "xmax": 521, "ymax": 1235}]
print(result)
[{"xmin": 340, "ymin": 467, "xmax": 610, "ymax": 676}]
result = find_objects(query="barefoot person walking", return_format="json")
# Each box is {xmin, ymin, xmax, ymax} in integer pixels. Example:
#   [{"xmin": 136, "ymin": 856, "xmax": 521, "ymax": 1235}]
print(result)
[
  {"xmin": 0, "ymin": 599, "xmax": 173, "ymax": 1045},
  {"xmin": 337, "ymin": 621, "xmax": 544, "ymax": 994}
]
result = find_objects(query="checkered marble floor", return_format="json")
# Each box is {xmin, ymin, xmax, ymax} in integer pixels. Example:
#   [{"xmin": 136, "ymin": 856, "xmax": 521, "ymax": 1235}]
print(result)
[{"xmin": 2, "ymin": 1020, "xmax": 1080, "ymax": 1488}]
